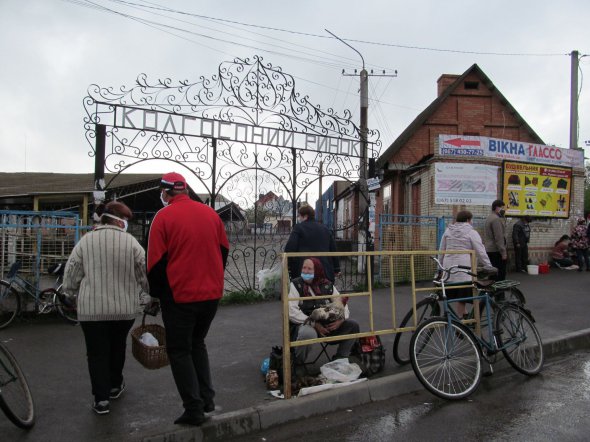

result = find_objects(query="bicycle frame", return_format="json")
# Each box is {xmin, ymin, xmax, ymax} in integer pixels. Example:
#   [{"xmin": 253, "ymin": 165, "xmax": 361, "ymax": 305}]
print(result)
[
  {"xmin": 3, "ymin": 267, "xmax": 63, "ymax": 313},
  {"xmin": 410, "ymin": 257, "xmax": 543, "ymax": 400},
  {"xmin": 433, "ymin": 258, "xmax": 520, "ymax": 356}
]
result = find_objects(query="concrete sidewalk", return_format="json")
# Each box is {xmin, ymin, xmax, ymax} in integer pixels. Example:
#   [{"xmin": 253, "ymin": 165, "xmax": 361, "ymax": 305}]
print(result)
[{"xmin": 1, "ymin": 269, "xmax": 589, "ymax": 441}]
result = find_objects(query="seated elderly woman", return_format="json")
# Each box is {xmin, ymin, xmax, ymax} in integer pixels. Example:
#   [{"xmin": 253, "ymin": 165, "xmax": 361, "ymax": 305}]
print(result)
[{"xmin": 288, "ymin": 257, "xmax": 359, "ymax": 365}]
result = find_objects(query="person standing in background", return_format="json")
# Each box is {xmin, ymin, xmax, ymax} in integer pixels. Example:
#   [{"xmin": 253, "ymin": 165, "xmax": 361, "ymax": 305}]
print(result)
[
  {"xmin": 484, "ymin": 200, "xmax": 507, "ymax": 281},
  {"xmin": 147, "ymin": 172, "xmax": 229, "ymax": 427},
  {"xmin": 285, "ymin": 204, "xmax": 340, "ymax": 282},
  {"xmin": 512, "ymin": 216, "xmax": 532, "ymax": 273},
  {"xmin": 570, "ymin": 218, "xmax": 590, "ymax": 272},
  {"xmin": 439, "ymin": 210, "xmax": 496, "ymax": 318}
]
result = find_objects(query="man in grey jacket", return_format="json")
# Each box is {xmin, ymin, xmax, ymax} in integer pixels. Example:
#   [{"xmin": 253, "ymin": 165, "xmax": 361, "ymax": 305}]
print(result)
[{"xmin": 484, "ymin": 199, "xmax": 507, "ymax": 281}]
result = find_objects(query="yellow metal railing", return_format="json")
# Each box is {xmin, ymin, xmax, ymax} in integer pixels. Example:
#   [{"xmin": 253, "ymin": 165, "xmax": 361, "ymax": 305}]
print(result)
[{"xmin": 281, "ymin": 249, "xmax": 477, "ymax": 398}]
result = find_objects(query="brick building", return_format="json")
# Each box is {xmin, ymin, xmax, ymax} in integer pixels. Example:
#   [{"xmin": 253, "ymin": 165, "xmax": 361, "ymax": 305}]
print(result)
[{"xmin": 375, "ymin": 64, "xmax": 586, "ymax": 265}]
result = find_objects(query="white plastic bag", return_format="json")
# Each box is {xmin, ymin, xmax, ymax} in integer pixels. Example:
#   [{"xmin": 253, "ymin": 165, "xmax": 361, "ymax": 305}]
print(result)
[
  {"xmin": 320, "ymin": 358, "xmax": 362, "ymax": 383},
  {"xmin": 139, "ymin": 332, "xmax": 159, "ymax": 347},
  {"xmin": 256, "ymin": 263, "xmax": 283, "ymax": 299}
]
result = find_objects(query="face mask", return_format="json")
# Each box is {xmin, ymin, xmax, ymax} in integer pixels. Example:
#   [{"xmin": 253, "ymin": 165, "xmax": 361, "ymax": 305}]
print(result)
[
  {"xmin": 499, "ymin": 209, "xmax": 506, "ymax": 217},
  {"xmin": 160, "ymin": 193, "xmax": 169, "ymax": 207},
  {"xmin": 301, "ymin": 273, "xmax": 314, "ymax": 282},
  {"xmin": 103, "ymin": 213, "xmax": 128, "ymax": 232}
]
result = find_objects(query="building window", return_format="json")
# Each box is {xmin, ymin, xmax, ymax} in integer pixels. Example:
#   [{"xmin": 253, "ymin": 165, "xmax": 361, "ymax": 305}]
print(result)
[
  {"xmin": 383, "ymin": 183, "xmax": 391, "ymax": 214},
  {"xmin": 464, "ymin": 81, "xmax": 479, "ymax": 90}
]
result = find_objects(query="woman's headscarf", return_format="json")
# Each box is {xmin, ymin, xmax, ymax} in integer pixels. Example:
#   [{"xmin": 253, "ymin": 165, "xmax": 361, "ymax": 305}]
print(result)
[{"xmin": 302, "ymin": 257, "xmax": 331, "ymax": 297}]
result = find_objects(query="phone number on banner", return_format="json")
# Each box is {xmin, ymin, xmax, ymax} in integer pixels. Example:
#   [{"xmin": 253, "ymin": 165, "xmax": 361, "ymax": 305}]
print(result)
[{"xmin": 435, "ymin": 197, "xmax": 474, "ymax": 204}]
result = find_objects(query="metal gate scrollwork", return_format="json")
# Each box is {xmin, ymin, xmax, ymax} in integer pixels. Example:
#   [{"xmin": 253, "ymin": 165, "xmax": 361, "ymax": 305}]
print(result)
[{"xmin": 84, "ymin": 55, "xmax": 381, "ymax": 293}]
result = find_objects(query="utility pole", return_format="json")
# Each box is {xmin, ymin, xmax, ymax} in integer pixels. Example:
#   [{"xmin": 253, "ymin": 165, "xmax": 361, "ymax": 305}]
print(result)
[
  {"xmin": 570, "ymin": 50, "xmax": 579, "ymax": 150},
  {"xmin": 318, "ymin": 160, "xmax": 324, "ymax": 223},
  {"xmin": 326, "ymin": 29, "xmax": 396, "ymax": 284}
]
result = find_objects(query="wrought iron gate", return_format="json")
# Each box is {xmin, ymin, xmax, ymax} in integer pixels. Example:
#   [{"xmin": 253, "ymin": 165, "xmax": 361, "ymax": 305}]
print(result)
[{"xmin": 84, "ymin": 56, "xmax": 381, "ymax": 293}]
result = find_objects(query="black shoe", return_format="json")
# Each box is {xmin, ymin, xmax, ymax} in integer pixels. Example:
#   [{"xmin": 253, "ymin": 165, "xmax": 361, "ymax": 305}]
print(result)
[
  {"xmin": 204, "ymin": 401, "xmax": 223, "ymax": 414},
  {"xmin": 174, "ymin": 412, "xmax": 209, "ymax": 426},
  {"xmin": 92, "ymin": 400, "xmax": 110, "ymax": 415},
  {"xmin": 109, "ymin": 380, "xmax": 125, "ymax": 399}
]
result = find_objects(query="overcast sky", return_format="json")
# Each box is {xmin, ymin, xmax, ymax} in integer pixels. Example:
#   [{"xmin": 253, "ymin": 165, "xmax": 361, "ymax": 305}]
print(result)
[{"xmin": 1, "ymin": 0, "xmax": 588, "ymax": 195}]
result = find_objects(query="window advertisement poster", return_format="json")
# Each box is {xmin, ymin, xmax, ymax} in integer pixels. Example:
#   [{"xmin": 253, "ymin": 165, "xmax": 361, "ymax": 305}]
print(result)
[
  {"xmin": 438, "ymin": 134, "xmax": 584, "ymax": 169},
  {"xmin": 502, "ymin": 161, "xmax": 572, "ymax": 218},
  {"xmin": 434, "ymin": 163, "xmax": 498, "ymax": 205}
]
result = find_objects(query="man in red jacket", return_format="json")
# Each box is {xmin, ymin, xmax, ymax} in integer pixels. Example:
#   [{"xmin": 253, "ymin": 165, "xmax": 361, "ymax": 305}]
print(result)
[{"xmin": 147, "ymin": 172, "xmax": 229, "ymax": 426}]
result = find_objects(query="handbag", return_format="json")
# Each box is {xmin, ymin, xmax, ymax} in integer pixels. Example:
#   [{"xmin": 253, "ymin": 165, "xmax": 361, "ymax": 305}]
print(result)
[{"xmin": 350, "ymin": 335, "xmax": 386, "ymax": 377}]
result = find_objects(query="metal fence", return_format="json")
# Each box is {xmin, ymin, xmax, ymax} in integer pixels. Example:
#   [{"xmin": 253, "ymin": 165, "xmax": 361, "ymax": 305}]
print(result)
[
  {"xmin": 2, "ymin": 210, "xmax": 489, "ymax": 294},
  {"xmin": 0, "ymin": 210, "xmax": 90, "ymax": 289},
  {"xmin": 379, "ymin": 214, "xmax": 486, "ymax": 283}
]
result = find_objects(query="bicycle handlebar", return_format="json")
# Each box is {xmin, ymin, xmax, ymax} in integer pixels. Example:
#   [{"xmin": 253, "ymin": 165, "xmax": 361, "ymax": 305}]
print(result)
[{"xmin": 430, "ymin": 256, "xmax": 495, "ymax": 282}]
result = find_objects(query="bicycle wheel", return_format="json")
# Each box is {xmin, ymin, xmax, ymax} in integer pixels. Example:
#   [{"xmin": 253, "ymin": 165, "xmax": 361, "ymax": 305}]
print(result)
[
  {"xmin": 495, "ymin": 287, "xmax": 526, "ymax": 305},
  {"xmin": 410, "ymin": 317, "xmax": 482, "ymax": 400},
  {"xmin": 0, "ymin": 344, "xmax": 35, "ymax": 429},
  {"xmin": 0, "ymin": 281, "xmax": 20, "ymax": 330},
  {"xmin": 393, "ymin": 297, "xmax": 440, "ymax": 365},
  {"xmin": 50, "ymin": 289, "xmax": 78, "ymax": 324},
  {"xmin": 495, "ymin": 304, "xmax": 544, "ymax": 375}
]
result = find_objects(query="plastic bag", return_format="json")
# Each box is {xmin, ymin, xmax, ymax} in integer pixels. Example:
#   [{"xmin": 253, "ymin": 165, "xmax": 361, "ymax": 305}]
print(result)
[
  {"xmin": 320, "ymin": 358, "xmax": 362, "ymax": 383},
  {"xmin": 139, "ymin": 332, "xmax": 159, "ymax": 347},
  {"xmin": 257, "ymin": 263, "xmax": 283, "ymax": 300}
]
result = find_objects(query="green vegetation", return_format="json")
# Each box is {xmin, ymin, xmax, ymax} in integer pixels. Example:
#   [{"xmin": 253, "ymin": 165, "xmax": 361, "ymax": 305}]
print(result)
[
  {"xmin": 352, "ymin": 279, "xmax": 390, "ymax": 291},
  {"xmin": 220, "ymin": 289, "xmax": 264, "ymax": 305}
]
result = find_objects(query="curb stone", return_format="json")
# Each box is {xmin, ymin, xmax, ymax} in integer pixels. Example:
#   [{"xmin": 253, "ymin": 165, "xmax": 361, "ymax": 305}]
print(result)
[{"xmin": 141, "ymin": 328, "xmax": 590, "ymax": 442}]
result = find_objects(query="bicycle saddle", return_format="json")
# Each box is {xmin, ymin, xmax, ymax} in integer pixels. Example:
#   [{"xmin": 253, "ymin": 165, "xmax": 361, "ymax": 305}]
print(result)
[{"xmin": 474, "ymin": 280, "xmax": 496, "ymax": 289}]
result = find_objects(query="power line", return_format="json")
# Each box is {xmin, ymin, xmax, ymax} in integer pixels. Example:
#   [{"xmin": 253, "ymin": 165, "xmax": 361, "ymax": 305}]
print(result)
[
  {"xmin": 65, "ymin": 0, "xmax": 417, "ymax": 113},
  {"xmin": 69, "ymin": 0, "xmax": 377, "ymax": 72},
  {"xmin": 108, "ymin": 0, "xmax": 367, "ymax": 71},
  {"xmin": 106, "ymin": 0, "xmax": 572, "ymax": 57},
  {"xmin": 65, "ymin": 0, "xmax": 351, "ymax": 71}
]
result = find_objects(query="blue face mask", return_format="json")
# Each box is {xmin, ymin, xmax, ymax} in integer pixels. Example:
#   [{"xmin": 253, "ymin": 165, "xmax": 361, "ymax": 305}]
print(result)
[{"xmin": 301, "ymin": 273, "xmax": 314, "ymax": 282}]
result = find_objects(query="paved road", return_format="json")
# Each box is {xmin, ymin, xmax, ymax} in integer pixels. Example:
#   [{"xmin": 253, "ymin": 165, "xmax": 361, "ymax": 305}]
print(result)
[
  {"xmin": 0, "ymin": 269, "xmax": 589, "ymax": 441},
  {"xmin": 230, "ymin": 349, "xmax": 590, "ymax": 442}
]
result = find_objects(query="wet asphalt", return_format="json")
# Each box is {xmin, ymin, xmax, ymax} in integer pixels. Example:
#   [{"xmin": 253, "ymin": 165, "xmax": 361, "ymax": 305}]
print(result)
[
  {"xmin": 232, "ymin": 349, "xmax": 590, "ymax": 442},
  {"xmin": 0, "ymin": 269, "xmax": 589, "ymax": 441}
]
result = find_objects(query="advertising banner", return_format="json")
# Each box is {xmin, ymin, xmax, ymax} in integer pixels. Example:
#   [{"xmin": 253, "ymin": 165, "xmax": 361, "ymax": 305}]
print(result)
[
  {"xmin": 434, "ymin": 163, "xmax": 498, "ymax": 205},
  {"xmin": 502, "ymin": 161, "xmax": 571, "ymax": 218},
  {"xmin": 438, "ymin": 135, "xmax": 584, "ymax": 169}
]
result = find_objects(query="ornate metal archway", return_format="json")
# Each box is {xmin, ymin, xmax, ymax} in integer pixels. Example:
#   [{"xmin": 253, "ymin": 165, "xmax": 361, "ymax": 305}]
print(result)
[{"xmin": 84, "ymin": 56, "xmax": 381, "ymax": 293}]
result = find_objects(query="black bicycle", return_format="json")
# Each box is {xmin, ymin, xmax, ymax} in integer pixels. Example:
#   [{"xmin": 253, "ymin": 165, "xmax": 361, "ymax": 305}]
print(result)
[
  {"xmin": 392, "ymin": 271, "xmax": 526, "ymax": 365},
  {"xmin": 0, "ymin": 341, "xmax": 35, "ymax": 429}
]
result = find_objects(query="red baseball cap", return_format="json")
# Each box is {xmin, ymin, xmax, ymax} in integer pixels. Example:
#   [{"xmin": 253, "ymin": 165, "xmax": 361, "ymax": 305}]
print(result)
[{"xmin": 160, "ymin": 172, "xmax": 187, "ymax": 191}]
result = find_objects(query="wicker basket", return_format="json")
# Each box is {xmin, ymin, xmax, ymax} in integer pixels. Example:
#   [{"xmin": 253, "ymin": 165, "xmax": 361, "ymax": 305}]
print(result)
[{"xmin": 131, "ymin": 314, "xmax": 169, "ymax": 369}]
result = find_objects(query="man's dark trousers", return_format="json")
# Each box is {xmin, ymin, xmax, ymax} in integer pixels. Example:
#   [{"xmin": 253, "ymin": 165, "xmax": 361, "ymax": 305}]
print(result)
[
  {"xmin": 161, "ymin": 298, "xmax": 219, "ymax": 414},
  {"xmin": 487, "ymin": 251, "xmax": 507, "ymax": 281},
  {"xmin": 513, "ymin": 243, "xmax": 529, "ymax": 272}
]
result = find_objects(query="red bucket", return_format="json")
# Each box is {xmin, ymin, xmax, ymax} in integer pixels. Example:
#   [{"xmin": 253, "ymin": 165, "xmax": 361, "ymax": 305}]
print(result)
[{"xmin": 538, "ymin": 263, "xmax": 550, "ymax": 274}]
